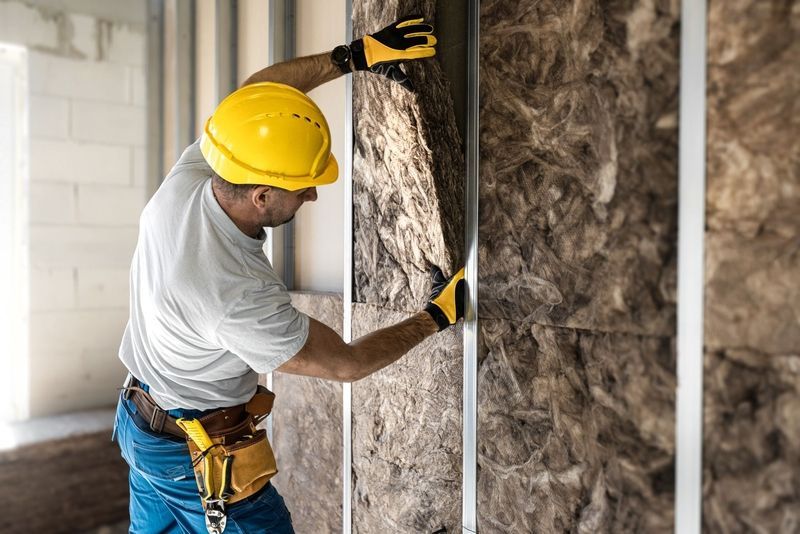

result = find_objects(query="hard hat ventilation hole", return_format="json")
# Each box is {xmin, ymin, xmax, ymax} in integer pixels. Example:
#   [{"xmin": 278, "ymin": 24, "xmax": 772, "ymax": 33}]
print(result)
[
  {"xmin": 304, "ymin": 117, "xmax": 311, "ymax": 123},
  {"xmin": 315, "ymin": 122, "xmax": 321, "ymax": 129},
  {"xmin": 292, "ymin": 113, "xmax": 300, "ymax": 118}
]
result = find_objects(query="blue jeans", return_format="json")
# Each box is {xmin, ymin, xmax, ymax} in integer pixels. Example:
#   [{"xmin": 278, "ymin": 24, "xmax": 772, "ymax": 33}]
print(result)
[{"xmin": 113, "ymin": 389, "xmax": 294, "ymax": 533}]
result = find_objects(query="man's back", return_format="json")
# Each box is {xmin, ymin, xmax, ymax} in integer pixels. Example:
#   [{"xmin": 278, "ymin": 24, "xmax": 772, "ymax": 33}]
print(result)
[{"xmin": 118, "ymin": 140, "xmax": 308, "ymax": 410}]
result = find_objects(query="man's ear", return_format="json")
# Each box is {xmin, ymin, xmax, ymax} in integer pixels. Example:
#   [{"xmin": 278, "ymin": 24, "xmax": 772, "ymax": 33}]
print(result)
[{"xmin": 250, "ymin": 185, "xmax": 271, "ymax": 209}]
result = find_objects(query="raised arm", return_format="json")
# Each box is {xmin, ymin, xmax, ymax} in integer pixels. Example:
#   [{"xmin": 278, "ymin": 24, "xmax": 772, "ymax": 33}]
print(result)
[
  {"xmin": 277, "ymin": 267, "xmax": 464, "ymax": 382},
  {"xmin": 241, "ymin": 52, "xmax": 342, "ymax": 94},
  {"xmin": 240, "ymin": 14, "xmax": 437, "ymax": 94}
]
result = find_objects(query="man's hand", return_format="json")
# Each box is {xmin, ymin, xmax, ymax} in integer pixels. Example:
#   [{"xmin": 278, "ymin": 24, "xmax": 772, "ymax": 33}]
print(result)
[
  {"xmin": 424, "ymin": 266, "xmax": 465, "ymax": 331},
  {"xmin": 351, "ymin": 15, "xmax": 437, "ymax": 91}
]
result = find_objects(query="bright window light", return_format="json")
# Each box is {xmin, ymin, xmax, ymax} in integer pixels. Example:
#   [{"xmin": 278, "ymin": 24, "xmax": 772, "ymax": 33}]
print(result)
[{"xmin": 0, "ymin": 43, "xmax": 29, "ymax": 423}]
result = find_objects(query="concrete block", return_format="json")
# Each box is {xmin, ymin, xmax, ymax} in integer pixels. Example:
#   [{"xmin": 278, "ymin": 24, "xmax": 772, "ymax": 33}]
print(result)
[
  {"xmin": 28, "ymin": 347, "xmax": 80, "ymax": 414},
  {"xmin": 29, "ymin": 266, "xmax": 75, "ymax": 311},
  {"xmin": 100, "ymin": 22, "xmax": 146, "ymax": 66},
  {"xmin": 132, "ymin": 147, "xmax": 147, "ymax": 187},
  {"xmin": 78, "ymin": 347, "xmax": 130, "ymax": 398},
  {"xmin": 129, "ymin": 66, "xmax": 146, "ymax": 106},
  {"xmin": 29, "ymin": 309, "xmax": 128, "ymax": 353},
  {"xmin": 77, "ymin": 267, "xmax": 130, "ymax": 309},
  {"xmin": 29, "ymin": 96, "xmax": 69, "ymax": 139},
  {"xmin": 29, "ymin": 346, "xmax": 127, "ymax": 416},
  {"xmin": 0, "ymin": 2, "xmax": 59, "ymax": 51},
  {"xmin": 70, "ymin": 100, "xmax": 145, "ymax": 146},
  {"xmin": 29, "ymin": 182, "xmax": 76, "ymax": 224},
  {"xmin": 77, "ymin": 184, "xmax": 145, "ymax": 226},
  {"xmin": 68, "ymin": 13, "xmax": 97, "ymax": 60},
  {"xmin": 28, "ymin": 51, "xmax": 128, "ymax": 103},
  {"xmin": 30, "ymin": 225, "xmax": 139, "ymax": 268},
  {"xmin": 30, "ymin": 139, "xmax": 131, "ymax": 185}
]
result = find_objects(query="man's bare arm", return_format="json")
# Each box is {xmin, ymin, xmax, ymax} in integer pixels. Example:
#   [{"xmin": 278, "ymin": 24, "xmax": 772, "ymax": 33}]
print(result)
[
  {"xmin": 241, "ymin": 52, "xmax": 349, "ymax": 94},
  {"xmin": 276, "ymin": 313, "xmax": 439, "ymax": 382}
]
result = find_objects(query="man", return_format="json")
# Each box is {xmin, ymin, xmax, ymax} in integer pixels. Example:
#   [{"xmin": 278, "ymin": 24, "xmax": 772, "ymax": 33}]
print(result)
[{"xmin": 113, "ymin": 14, "xmax": 464, "ymax": 534}]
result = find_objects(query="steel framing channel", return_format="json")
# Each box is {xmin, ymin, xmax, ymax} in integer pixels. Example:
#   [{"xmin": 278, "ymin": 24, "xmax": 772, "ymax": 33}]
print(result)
[
  {"xmin": 675, "ymin": 0, "xmax": 707, "ymax": 532},
  {"xmin": 462, "ymin": 0, "xmax": 479, "ymax": 531},
  {"xmin": 342, "ymin": 1, "xmax": 354, "ymax": 532},
  {"xmin": 146, "ymin": 0, "xmax": 164, "ymax": 193},
  {"xmin": 264, "ymin": 0, "xmax": 297, "ymax": 445},
  {"xmin": 281, "ymin": 0, "xmax": 296, "ymax": 290},
  {"xmin": 173, "ymin": 0, "xmax": 195, "ymax": 158},
  {"xmin": 215, "ymin": 0, "xmax": 238, "ymax": 103}
]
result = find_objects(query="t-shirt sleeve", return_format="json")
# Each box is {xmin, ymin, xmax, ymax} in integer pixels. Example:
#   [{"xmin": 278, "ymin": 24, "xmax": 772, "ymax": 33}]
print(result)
[{"xmin": 215, "ymin": 284, "xmax": 310, "ymax": 373}]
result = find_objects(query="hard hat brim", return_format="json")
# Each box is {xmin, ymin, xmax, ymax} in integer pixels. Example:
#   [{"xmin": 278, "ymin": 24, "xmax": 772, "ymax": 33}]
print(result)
[{"xmin": 200, "ymin": 131, "xmax": 339, "ymax": 191}]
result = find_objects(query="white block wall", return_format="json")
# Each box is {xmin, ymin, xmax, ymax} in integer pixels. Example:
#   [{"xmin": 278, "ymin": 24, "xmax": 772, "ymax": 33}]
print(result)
[{"xmin": 0, "ymin": 0, "xmax": 147, "ymax": 417}]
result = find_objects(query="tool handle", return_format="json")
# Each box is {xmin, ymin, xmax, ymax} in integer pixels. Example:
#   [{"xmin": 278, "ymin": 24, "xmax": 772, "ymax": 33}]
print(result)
[{"xmin": 176, "ymin": 417, "xmax": 214, "ymax": 451}]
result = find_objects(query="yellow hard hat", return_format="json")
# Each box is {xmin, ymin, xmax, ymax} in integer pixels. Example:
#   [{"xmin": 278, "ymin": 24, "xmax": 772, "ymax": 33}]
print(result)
[{"xmin": 200, "ymin": 82, "xmax": 338, "ymax": 191}]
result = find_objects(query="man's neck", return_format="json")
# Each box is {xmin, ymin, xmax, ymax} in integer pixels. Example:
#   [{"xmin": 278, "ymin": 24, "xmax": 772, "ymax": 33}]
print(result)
[{"xmin": 211, "ymin": 183, "xmax": 262, "ymax": 239}]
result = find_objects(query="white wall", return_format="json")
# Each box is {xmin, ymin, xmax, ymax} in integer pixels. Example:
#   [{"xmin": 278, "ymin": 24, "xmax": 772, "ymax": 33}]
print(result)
[
  {"xmin": 0, "ymin": 0, "xmax": 147, "ymax": 417},
  {"xmin": 294, "ymin": 0, "xmax": 345, "ymax": 293}
]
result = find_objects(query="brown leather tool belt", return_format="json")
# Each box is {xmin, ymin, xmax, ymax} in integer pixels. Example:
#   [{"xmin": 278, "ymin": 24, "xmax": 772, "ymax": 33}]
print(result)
[
  {"xmin": 121, "ymin": 374, "xmax": 279, "ymax": 525},
  {"xmin": 121, "ymin": 375, "xmax": 269, "ymax": 439}
]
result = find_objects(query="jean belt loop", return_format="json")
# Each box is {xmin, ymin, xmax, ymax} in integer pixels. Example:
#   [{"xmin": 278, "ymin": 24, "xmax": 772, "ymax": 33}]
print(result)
[{"xmin": 150, "ymin": 406, "xmax": 167, "ymax": 433}]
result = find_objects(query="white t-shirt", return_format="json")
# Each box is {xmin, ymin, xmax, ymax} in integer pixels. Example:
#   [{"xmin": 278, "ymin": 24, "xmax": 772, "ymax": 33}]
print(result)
[{"xmin": 118, "ymin": 140, "xmax": 309, "ymax": 410}]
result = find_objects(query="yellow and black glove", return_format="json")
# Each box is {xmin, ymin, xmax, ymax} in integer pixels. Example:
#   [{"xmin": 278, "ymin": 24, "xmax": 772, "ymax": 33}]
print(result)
[
  {"xmin": 351, "ymin": 15, "xmax": 437, "ymax": 91},
  {"xmin": 424, "ymin": 266, "xmax": 465, "ymax": 331}
]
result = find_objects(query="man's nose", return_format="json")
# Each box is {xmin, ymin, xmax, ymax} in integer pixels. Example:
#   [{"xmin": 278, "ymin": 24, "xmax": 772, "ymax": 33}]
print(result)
[{"xmin": 302, "ymin": 187, "xmax": 318, "ymax": 202}]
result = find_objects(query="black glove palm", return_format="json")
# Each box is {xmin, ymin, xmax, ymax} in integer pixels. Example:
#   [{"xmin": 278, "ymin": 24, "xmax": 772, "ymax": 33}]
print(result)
[{"xmin": 424, "ymin": 266, "xmax": 465, "ymax": 331}]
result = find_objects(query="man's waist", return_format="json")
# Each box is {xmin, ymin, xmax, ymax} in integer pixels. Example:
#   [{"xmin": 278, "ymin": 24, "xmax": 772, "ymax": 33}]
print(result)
[
  {"xmin": 121, "ymin": 373, "xmax": 274, "ymax": 440},
  {"xmin": 122, "ymin": 374, "xmax": 252, "ymax": 439}
]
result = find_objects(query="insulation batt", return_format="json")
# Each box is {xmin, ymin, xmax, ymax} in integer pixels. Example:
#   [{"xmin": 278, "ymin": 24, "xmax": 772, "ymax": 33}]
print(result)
[
  {"xmin": 479, "ymin": 0, "xmax": 679, "ymax": 337},
  {"xmin": 352, "ymin": 0, "xmax": 465, "ymax": 532},
  {"xmin": 353, "ymin": 1, "xmax": 465, "ymax": 311},
  {"xmin": 478, "ymin": 0, "xmax": 679, "ymax": 531},
  {"xmin": 703, "ymin": 1, "xmax": 800, "ymax": 531},
  {"xmin": 272, "ymin": 292, "xmax": 344, "ymax": 533},
  {"xmin": 352, "ymin": 304, "xmax": 463, "ymax": 533}
]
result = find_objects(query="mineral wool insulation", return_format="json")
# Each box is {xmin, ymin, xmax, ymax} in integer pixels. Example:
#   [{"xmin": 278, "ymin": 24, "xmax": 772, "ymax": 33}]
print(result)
[
  {"xmin": 272, "ymin": 292, "xmax": 344, "ymax": 534},
  {"xmin": 352, "ymin": 0, "xmax": 465, "ymax": 532},
  {"xmin": 351, "ymin": 0, "xmax": 680, "ymax": 532},
  {"xmin": 703, "ymin": 0, "xmax": 800, "ymax": 531},
  {"xmin": 477, "ymin": 0, "xmax": 680, "ymax": 532}
]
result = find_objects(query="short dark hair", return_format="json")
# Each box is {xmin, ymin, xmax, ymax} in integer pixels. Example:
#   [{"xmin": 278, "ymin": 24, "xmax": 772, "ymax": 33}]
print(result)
[{"xmin": 211, "ymin": 172, "xmax": 259, "ymax": 201}]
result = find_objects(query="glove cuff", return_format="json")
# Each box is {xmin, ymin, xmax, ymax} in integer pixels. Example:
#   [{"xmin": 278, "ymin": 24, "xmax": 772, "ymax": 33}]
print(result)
[
  {"xmin": 349, "ymin": 38, "xmax": 369, "ymax": 71},
  {"xmin": 424, "ymin": 303, "xmax": 451, "ymax": 332}
]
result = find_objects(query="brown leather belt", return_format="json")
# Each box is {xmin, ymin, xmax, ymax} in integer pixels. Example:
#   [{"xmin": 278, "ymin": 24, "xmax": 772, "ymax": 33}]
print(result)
[{"xmin": 122, "ymin": 375, "xmax": 248, "ymax": 440}]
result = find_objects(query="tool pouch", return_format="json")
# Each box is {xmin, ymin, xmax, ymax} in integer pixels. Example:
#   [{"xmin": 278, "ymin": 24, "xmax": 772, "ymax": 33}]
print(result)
[
  {"xmin": 186, "ymin": 427, "xmax": 277, "ymax": 505},
  {"xmin": 184, "ymin": 386, "xmax": 278, "ymax": 506}
]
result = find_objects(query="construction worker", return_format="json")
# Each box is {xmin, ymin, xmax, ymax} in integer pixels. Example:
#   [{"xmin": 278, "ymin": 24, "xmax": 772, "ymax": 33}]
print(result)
[{"xmin": 112, "ymin": 15, "xmax": 464, "ymax": 534}]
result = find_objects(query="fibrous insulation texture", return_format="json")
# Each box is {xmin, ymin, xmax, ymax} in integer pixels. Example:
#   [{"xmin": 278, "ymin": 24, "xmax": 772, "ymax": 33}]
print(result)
[
  {"xmin": 703, "ymin": 1, "xmax": 800, "ymax": 531},
  {"xmin": 352, "ymin": 0, "xmax": 465, "ymax": 532},
  {"xmin": 478, "ymin": 0, "xmax": 680, "ymax": 531},
  {"xmin": 272, "ymin": 292, "xmax": 343, "ymax": 534}
]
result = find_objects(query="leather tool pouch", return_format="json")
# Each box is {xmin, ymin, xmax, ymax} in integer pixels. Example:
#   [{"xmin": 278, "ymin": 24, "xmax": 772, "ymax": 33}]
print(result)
[{"xmin": 185, "ymin": 387, "xmax": 278, "ymax": 506}]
